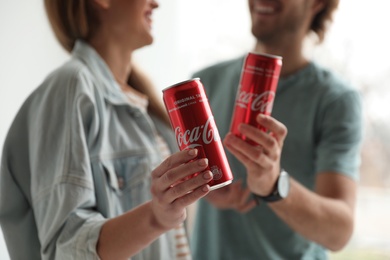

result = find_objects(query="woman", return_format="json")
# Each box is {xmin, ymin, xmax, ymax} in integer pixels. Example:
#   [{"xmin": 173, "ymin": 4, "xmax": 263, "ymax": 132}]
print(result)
[{"xmin": 0, "ymin": 0, "xmax": 213, "ymax": 259}]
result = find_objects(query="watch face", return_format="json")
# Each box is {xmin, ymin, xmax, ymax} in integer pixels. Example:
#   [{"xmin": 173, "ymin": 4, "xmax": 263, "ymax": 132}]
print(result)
[{"xmin": 278, "ymin": 170, "xmax": 290, "ymax": 198}]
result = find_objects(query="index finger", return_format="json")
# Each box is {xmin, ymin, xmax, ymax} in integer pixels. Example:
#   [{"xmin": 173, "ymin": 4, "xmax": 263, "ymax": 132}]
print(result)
[
  {"xmin": 152, "ymin": 149, "xmax": 198, "ymax": 178},
  {"xmin": 256, "ymin": 114, "xmax": 288, "ymax": 145}
]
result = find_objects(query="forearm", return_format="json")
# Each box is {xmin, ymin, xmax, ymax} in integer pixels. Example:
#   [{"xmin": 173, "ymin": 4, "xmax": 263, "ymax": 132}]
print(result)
[
  {"xmin": 269, "ymin": 178, "xmax": 354, "ymax": 251},
  {"xmin": 97, "ymin": 201, "xmax": 169, "ymax": 260}
]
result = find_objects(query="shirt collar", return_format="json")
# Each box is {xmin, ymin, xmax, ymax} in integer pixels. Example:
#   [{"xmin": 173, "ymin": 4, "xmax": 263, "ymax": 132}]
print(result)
[{"xmin": 276, "ymin": 62, "xmax": 316, "ymax": 94}]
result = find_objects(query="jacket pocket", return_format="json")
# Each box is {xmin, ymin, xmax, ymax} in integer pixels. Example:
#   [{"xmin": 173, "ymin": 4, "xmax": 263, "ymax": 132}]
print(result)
[{"xmin": 101, "ymin": 156, "xmax": 151, "ymax": 211}]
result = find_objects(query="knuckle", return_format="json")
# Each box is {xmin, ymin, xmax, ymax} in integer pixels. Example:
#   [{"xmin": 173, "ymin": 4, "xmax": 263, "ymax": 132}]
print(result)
[
  {"xmin": 268, "ymin": 163, "xmax": 276, "ymax": 172},
  {"xmin": 150, "ymin": 185, "xmax": 157, "ymax": 196},
  {"xmin": 253, "ymin": 147, "xmax": 263, "ymax": 160},
  {"xmin": 280, "ymin": 125, "xmax": 288, "ymax": 137},
  {"xmin": 260, "ymin": 157, "xmax": 268, "ymax": 167},
  {"xmin": 266, "ymin": 137, "xmax": 275, "ymax": 148},
  {"xmin": 171, "ymin": 198, "xmax": 185, "ymax": 211},
  {"xmin": 163, "ymin": 171, "xmax": 174, "ymax": 185},
  {"xmin": 151, "ymin": 168, "xmax": 159, "ymax": 179},
  {"xmin": 162, "ymin": 156, "xmax": 174, "ymax": 170},
  {"xmin": 254, "ymin": 150, "xmax": 264, "ymax": 162},
  {"xmin": 170, "ymin": 186, "xmax": 182, "ymax": 198},
  {"xmin": 190, "ymin": 174, "xmax": 202, "ymax": 186}
]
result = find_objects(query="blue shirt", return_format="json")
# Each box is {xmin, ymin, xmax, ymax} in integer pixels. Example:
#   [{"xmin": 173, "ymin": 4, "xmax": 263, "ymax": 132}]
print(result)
[
  {"xmin": 191, "ymin": 56, "xmax": 363, "ymax": 260},
  {"xmin": 0, "ymin": 41, "xmax": 178, "ymax": 260}
]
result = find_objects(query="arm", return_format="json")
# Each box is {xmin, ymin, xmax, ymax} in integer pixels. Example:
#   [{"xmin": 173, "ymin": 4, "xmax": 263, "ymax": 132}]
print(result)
[
  {"xmin": 269, "ymin": 172, "xmax": 356, "ymax": 251},
  {"xmin": 223, "ymin": 114, "xmax": 357, "ymax": 251},
  {"xmin": 97, "ymin": 149, "xmax": 213, "ymax": 260}
]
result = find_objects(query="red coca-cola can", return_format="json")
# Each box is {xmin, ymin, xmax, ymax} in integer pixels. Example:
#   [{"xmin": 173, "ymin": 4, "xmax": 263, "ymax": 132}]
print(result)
[
  {"xmin": 230, "ymin": 52, "xmax": 282, "ymax": 145},
  {"xmin": 162, "ymin": 78, "xmax": 233, "ymax": 190}
]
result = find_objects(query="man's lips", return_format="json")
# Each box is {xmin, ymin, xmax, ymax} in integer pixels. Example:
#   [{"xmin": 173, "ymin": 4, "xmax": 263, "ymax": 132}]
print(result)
[
  {"xmin": 255, "ymin": 6, "xmax": 275, "ymax": 14},
  {"xmin": 253, "ymin": 1, "xmax": 280, "ymax": 15}
]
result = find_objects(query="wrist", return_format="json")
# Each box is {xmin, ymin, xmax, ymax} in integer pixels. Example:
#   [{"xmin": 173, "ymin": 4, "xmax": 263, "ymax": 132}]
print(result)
[
  {"xmin": 149, "ymin": 202, "xmax": 172, "ymax": 233},
  {"xmin": 253, "ymin": 169, "xmax": 290, "ymax": 203}
]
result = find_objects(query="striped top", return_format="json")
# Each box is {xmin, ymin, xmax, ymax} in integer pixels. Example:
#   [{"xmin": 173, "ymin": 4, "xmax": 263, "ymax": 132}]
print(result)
[{"xmin": 123, "ymin": 87, "xmax": 192, "ymax": 260}]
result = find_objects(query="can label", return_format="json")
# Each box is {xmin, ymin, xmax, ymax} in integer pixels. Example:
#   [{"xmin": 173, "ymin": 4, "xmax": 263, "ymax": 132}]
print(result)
[
  {"xmin": 175, "ymin": 117, "xmax": 220, "ymax": 147},
  {"xmin": 230, "ymin": 53, "xmax": 282, "ymax": 145},
  {"xmin": 163, "ymin": 78, "xmax": 233, "ymax": 190},
  {"xmin": 236, "ymin": 90, "xmax": 275, "ymax": 114}
]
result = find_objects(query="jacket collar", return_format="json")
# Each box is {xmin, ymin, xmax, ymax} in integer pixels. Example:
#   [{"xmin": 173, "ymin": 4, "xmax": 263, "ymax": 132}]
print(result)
[{"xmin": 72, "ymin": 40, "xmax": 131, "ymax": 106}]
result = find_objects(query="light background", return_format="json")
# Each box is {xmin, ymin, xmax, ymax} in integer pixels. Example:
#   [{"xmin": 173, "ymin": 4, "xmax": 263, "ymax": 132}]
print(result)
[{"xmin": 1, "ymin": 1, "xmax": 389, "ymax": 259}]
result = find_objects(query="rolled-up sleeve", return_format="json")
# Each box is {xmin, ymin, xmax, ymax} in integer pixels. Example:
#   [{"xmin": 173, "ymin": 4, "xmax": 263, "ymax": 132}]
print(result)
[{"xmin": 29, "ymin": 67, "xmax": 106, "ymax": 259}]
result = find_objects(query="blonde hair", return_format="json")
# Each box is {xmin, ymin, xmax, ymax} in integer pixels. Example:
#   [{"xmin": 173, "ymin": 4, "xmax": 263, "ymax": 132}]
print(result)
[
  {"xmin": 44, "ymin": 0, "xmax": 98, "ymax": 52},
  {"xmin": 311, "ymin": 0, "xmax": 339, "ymax": 43}
]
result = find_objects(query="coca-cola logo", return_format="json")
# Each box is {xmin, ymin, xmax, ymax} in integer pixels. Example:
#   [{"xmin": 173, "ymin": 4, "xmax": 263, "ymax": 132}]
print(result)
[
  {"xmin": 236, "ymin": 90, "xmax": 275, "ymax": 114},
  {"xmin": 175, "ymin": 117, "xmax": 220, "ymax": 148}
]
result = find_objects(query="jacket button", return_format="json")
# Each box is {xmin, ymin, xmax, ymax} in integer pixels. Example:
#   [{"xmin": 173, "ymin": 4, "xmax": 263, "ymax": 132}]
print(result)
[
  {"xmin": 117, "ymin": 177, "xmax": 125, "ymax": 190},
  {"xmin": 131, "ymin": 111, "xmax": 142, "ymax": 118}
]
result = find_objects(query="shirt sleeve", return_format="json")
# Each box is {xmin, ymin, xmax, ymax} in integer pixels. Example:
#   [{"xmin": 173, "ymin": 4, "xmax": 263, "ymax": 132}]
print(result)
[
  {"xmin": 315, "ymin": 89, "xmax": 363, "ymax": 180},
  {"xmin": 29, "ymin": 68, "xmax": 106, "ymax": 259}
]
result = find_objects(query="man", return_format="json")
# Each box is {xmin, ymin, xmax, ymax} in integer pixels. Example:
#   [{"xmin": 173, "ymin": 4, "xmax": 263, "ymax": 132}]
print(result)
[{"xmin": 191, "ymin": 0, "xmax": 362, "ymax": 259}]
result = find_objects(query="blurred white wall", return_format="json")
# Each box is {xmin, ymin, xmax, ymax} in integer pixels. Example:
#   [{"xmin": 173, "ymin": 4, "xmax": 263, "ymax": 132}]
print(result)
[
  {"xmin": 133, "ymin": 0, "xmax": 253, "ymax": 89},
  {"xmin": 1, "ymin": 0, "xmax": 389, "ymax": 259},
  {"xmin": 0, "ymin": 1, "xmax": 68, "ymax": 258}
]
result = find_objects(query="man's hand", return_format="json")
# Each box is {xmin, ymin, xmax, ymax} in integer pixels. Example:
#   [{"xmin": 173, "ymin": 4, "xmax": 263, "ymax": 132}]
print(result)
[
  {"xmin": 205, "ymin": 180, "xmax": 257, "ymax": 213},
  {"xmin": 223, "ymin": 114, "xmax": 288, "ymax": 196}
]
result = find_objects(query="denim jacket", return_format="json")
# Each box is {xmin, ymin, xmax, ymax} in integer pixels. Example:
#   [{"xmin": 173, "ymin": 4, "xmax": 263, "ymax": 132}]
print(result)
[{"xmin": 0, "ymin": 41, "xmax": 178, "ymax": 260}]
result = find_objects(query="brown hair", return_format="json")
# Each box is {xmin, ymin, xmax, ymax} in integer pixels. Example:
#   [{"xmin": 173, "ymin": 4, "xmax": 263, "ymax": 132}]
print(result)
[
  {"xmin": 311, "ymin": 0, "xmax": 339, "ymax": 43},
  {"xmin": 44, "ymin": 0, "xmax": 99, "ymax": 52},
  {"xmin": 128, "ymin": 66, "xmax": 171, "ymax": 126},
  {"xmin": 45, "ymin": 1, "xmax": 169, "ymax": 125}
]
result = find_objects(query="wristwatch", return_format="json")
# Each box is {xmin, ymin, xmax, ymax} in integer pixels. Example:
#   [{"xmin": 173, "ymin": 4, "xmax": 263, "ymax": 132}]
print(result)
[{"xmin": 253, "ymin": 169, "xmax": 290, "ymax": 203}]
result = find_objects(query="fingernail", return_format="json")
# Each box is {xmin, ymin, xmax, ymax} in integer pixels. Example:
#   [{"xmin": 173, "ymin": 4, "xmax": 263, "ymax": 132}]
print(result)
[
  {"xmin": 188, "ymin": 149, "xmax": 197, "ymax": 156},
  {"xmin": 198, "ymin": 158, "xmax": 208, "ymax": 166},
  {"xmin": 203, "ymin": 171, "xmax": 213, "ymax": 180},
  {"xmin": 202, "ymin": 185, "xmax": 210, "ymax": 192}
]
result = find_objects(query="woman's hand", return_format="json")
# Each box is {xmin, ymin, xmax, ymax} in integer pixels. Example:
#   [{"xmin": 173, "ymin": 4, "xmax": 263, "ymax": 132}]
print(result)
[
  {"xmin": 205, "ymin": 180, "xmax": 257, "ymax": 213},
  {"xmin": 150, "ymin": 149, "xmax": 213, "ymax": 230},
  {"xmin": 223, "ymin": 114, "xmax": 288, "ymax": 197}
]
